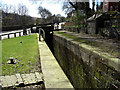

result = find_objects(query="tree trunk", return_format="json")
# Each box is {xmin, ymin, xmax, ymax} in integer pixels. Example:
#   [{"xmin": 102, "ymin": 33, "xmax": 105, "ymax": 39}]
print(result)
[{"xmin": 92, "ymin": 0, "xmax": 95, "ymax": 12}]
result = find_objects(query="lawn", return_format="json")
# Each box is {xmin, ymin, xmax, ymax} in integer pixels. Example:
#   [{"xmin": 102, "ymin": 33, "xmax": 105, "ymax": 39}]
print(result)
[{"xmin": 2, "ymin": 34, "xmax": 40, "ymax": 76}]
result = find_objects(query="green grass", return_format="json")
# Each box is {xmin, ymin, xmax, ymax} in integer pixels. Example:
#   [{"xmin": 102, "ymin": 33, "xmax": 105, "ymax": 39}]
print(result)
[
  {"xmin": 56, "ymin": 32, "xmax": 97, "ymax": 45},
  {"xmin": 2, "ymin": 34, "xmax": 39, "ymax": 75}
]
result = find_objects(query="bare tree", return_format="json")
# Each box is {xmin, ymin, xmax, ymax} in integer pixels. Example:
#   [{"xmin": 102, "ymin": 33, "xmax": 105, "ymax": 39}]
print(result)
[
  {"xmin": 8, "ymin": 5, "xmax": 15, "ymax": 13},
  {"xmin": 38, "ymin": 6, "xmax": 52, "ymax": 24},
  {"xmin": 92, "ymin": 0, "xmax": 95, "ymax": 12},
  {"xmin": 3, "ymin": 4, "xmax": 9, "ymax": 13},
  {"xmin": 38, "ymin": 6, "xmax": 52, "ymax": 19},
  {"xmin": 98, "ymin": 2, "xmax": 103, "ymax": 11},
  {"xmin": 12, "ymin": 6, "xmax": 18, "ymax": 14},
  {"xmin": 62, "ymin": 0, "xmax": 91, "ymax": 18},
  {"xmin": 18, "ymin": 4, "xmax": 28, "ymax": 15},
  {"xmin": 0, "ymin": 3, "xmax": 17, "ymax": 14},
  {"xmin": 17, "ymin": 4, "xmax": 28, "ymax": 35},
  {"xmin": 62, "ymin": 1, "xmax": 74, "ymax": 14}
]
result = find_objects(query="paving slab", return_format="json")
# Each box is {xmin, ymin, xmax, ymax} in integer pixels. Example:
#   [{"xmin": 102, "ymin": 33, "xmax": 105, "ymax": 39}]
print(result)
[
  {"xmin": 5, "ymin": 75, "xmax": 13, "ymax": 87},
  {"xmin": 1, "ymin": 72, "xmax": 43, "ymax": 88},
  {"xmin": 10, "ymin": 75, "xmax": 19, "ymax": 86},
  {"xmin": 35, "ymin": 72, "xmax": 43, "ymax": 82},
  {"xmin": 21, "ymin": 74, "xmax": 29, "ymax": 85},
  {"xmin": 1, "ymin": 76, "xmax": 8, "ymax": 88},
  {"xmin": 15, "ymin": 73, "xmax": 23, "ymax": 85},
  {"xmin": 29, "ymin": 73, "xmax": 37, "ymax": 84},
  {"xmin": 37, "ymin": 35, "xmax": 74, "ymax": 89}
]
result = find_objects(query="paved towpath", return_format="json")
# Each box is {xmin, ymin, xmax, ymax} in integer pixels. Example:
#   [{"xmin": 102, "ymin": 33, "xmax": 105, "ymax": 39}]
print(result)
[
  {"xmin": 37, "ymin": 34, "xmax": 74, "ymax": 89},
  {"xmin": 1, "ymin": 72, "xmax": 43, "ymax": 88}
]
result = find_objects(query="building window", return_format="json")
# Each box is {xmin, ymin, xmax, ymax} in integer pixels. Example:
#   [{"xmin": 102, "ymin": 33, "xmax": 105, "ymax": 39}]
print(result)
[
  {"xmin": 104, "ymin": 6, "xmax": 108, "ymax": 12},
  {"xmin": 104, "ymin": 1, "xmax": 108, "ymax": 5},
  {"xmin": 110, "ymin": 6, "xmax": 113, "ymax": 11}
]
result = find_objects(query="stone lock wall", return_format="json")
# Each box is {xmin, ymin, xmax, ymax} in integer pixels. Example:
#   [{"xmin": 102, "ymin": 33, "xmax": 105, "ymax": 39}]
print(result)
[{"xmin": 52, "ymin": 34, "xmax": 120, "ymax": 89}]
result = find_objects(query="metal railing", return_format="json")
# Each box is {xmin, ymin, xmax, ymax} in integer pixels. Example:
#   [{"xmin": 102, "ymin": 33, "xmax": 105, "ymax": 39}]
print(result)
[{"xmin": 0, "ymin": 29, "xmax": 31, "ymax": 40}]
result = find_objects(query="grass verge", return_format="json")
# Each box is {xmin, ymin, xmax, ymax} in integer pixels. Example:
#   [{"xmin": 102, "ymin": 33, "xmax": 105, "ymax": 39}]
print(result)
[
  {"xmin": 56, "ymin": 31, "xmax": 120, "ymax": 58},
  {"xmin": 2, "ymin": 34, "xmax": 40, "ymax": 75}
]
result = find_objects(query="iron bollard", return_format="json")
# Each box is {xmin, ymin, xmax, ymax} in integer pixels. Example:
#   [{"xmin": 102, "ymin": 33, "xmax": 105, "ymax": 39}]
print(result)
[{"xmin": 10, "ymin": 57, "xmax": 14, "ymax": 64}]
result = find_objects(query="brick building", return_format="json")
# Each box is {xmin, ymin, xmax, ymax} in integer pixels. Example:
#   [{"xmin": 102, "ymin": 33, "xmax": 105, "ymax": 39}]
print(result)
[{"xmin": 103, "ymin": 0, "xmax": 120, "ymax": 12}]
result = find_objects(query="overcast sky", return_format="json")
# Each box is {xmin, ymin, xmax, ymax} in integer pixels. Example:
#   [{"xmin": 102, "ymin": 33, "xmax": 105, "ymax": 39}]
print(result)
[
  {"xmin": 1, "ymin": 0, "xmax": 66, "ymax": 17},
  {"xmin": 0, "ymin": 0, "xmax": 103, "ymax": 18}
]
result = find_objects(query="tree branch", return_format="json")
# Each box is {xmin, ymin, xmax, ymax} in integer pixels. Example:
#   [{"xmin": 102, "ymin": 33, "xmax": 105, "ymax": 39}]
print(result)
[{"xmin": 68, "ymin": 0, "xmax": 77, "ymax": 10}]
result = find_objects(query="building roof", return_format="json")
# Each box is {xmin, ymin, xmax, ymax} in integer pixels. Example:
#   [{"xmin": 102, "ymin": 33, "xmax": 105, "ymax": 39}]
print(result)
[{"xmin": 87, "ymin": 14, "xmax": 103, "ymax": 21}]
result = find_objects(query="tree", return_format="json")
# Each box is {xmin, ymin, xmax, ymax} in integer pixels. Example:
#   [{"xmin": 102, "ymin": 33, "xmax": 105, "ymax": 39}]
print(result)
[
  {"xmin": 35, "ymin": 18, "xmax": 41, "ymax": 25},
  {"xmin": 18, "ymin": 4, "xmax": 28, "ymax": 15},
  {"xmin": 38, "ymin": 6, "xmax": 52, "ymax": 23},
  {"xmin": 8, "ymin": 5, "xmax": 15, "ymax": 13},
  {"xmin": 62, "ymin": 1, "xmax": 74, "ymax": 14},
  {"xmin": 1, "ymin": 4, "xmax": 16, "ymax": 14},
  {"xmin": 2, "ymin": 4, "xmax": 9, "ymax": 13},
  {"xmin": 10, "ymin": 5, "xmax": 18, "ymax": 14},
  {"xmin": 96, "ymin": 2, "xmax": 99, "ymax": 12},
  {"xmin": 98, "ymin": 2, "xmax": 103, "ymax": 11},
  {"xmin": 92, "ymin": 0, "xmax": 95, "ymax": 12},
  {"xmin": 63, "ymin": 0, "xmax": 91, "ymax": 27},
  {"xmin": 38, "ymin": 6, "xmax": 52, "ymax": 18},
  {"xmin": 63, "ymin": 0, "xmax": 91, "ymax": 17},
  {"xmin": 18, "ymin": 4, "xmax": 28, "ymax": 35}
]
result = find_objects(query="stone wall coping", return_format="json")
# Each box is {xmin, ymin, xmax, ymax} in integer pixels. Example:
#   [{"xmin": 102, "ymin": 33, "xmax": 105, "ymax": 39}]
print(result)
[{"xmin": 54, "ymin": 33, "xmax": 120, "ymax": 72}]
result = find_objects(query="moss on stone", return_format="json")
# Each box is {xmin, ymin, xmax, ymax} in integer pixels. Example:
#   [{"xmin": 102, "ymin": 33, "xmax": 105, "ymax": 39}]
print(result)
[
  {"xmin": 55, "ymin": 31, "xmax": 120, "ymax": 59},
  {"xmin": 52, "ymin": 33, "xmax": 120, "ymax": 88}
]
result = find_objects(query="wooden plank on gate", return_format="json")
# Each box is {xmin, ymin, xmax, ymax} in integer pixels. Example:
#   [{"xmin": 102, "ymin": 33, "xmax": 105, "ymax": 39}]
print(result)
[
  {"xmin": 35, "ymin": 72, "xmax": 43, "ymax": 82},
  {"xmin": 1, "ymin": 76, "xmax": 8, "ymax": 88},
  {"xmin": 4, "ymin": 75, "xmax": 13, "ymax": 87},
  {"xmin": 10, "ymin": 75, "xmax": 19, "ymax": 86},
  {"xmin": 15, "ymin": 74, "xmax": 23, "ymax": 85}
]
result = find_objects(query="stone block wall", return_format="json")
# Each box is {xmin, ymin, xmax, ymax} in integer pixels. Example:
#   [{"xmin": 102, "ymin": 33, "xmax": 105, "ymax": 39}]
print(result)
[
  {"xmin": 87, "ymin": 21, "xmax": 97, "ymax": 34},
  {"xmin": 52, "ymin": 34, "xmax": 120, "ymax": 89},
  {"xmin": 87, "ymin": 18, "xmax": 120, "ymax": 39}
]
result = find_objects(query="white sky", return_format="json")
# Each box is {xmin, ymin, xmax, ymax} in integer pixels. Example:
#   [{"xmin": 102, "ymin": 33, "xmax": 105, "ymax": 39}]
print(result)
[
  {"xmin": 0, "ymin": 0, "xmax": 103, "ymax": 18},
  {"xmin": 1, "ymin": 0, "xmax": 66, "ymax": 18}
]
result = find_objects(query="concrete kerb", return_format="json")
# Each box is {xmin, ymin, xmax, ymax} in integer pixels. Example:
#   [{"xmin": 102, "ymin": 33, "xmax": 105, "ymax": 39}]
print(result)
[{"xmin": 37, "ymin": 34, "xmax": 74, "ymax": 89}]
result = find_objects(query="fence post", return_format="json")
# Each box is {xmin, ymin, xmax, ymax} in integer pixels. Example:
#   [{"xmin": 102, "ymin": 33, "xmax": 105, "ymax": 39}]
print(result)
[
  {"xmin": 14, "ymin": 33, "xmax": 16, "ymax": 37},
  {"xmin": 26, "ymin": 30, "xmax": 27, "ymax": 35},
  {"xmin": 19, "ymin": 32, "xmax": 21, "ymax": 37},
  {"xmin": 29, "ymin": 30, "xmax": 30, "ymax": 35},
  {"xmin": 8, "ymin": 34, "xmax": 10, "ymax": 39}
]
